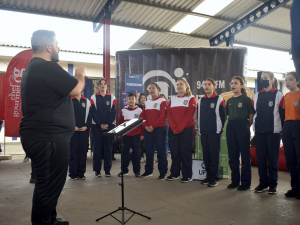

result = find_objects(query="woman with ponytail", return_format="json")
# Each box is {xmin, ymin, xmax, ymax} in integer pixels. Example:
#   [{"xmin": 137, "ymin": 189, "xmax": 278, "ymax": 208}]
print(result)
[
  {"xmin": 166, "ymin": 78, "xmax": 197, "ymax": 183},
  {"xmin": 226, "ymin": 76, "xmax": 254, "ymax": 191},
  {"xmin": 197, "ymin": 78, "xmax": 226, "ymax": 187},
  {"xmin": 252, "ymin": 72, "xmax": 284, "ymax": 195},
  {"xmin": 140, "ymin": 83, "xmax": 168, "ymax": 180}
]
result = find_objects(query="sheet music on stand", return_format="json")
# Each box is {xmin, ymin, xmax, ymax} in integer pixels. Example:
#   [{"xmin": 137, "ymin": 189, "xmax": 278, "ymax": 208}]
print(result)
[{"xmin": 105, "ymin": 118, "xmax": 145, "ymax": 136}]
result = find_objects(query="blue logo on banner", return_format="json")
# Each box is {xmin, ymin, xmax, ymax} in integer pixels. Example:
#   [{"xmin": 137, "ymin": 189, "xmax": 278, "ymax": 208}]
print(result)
[
  {"xmin": 121, "ymin": 92, "xmax": 128, "ymax": 108},
  {"xmin": 201, "ymin": 162, "xmax": 205, "ymax": 169},
  {"xmin": 125, "ymin": 73, "xmax": 143, "ymax": 93}
]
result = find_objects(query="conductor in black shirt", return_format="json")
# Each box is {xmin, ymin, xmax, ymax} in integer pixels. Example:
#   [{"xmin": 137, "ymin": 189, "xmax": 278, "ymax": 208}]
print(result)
[{"xmin": 20, "ymin": 30, "xmax": 85, "ymax": 225}]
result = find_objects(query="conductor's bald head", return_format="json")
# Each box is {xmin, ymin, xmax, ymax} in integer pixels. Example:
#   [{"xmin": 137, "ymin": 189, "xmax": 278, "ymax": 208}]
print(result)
[{"xmin": 31, "ymin": 30, "xmax": 59, "ymax": 62}]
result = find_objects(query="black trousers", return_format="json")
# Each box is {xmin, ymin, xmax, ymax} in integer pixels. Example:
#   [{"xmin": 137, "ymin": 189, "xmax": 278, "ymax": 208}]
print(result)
[{"xmin": 21, "ymin": 140, "xmax": 69, "ymax": 225}]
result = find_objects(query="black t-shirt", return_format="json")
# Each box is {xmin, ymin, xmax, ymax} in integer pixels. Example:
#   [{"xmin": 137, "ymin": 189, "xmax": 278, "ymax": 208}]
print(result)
[{"xmin": 19, "ymin": 57, "xmax": 78, "ymax": 142}]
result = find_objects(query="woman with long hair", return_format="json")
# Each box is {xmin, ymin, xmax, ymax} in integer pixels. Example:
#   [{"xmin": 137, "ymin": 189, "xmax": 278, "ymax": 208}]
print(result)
[
  {"xmin": 166, "ymin": 78, "xmax": 197, "ymax": 183},
  {"xmin": 226, "ymin": 76, "xmax": 254, "ymax": 191},
  {"xmin": 140, "ymin": 83, "xmax": 168, "ymax": 180}
]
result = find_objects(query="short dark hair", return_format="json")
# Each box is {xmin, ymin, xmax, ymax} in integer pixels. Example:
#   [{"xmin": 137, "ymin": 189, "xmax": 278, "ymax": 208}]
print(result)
[
  {"xmin": 31, "ymin": 30, "xmax": 56, "ymax": 54},
  {"xmin": 127, "ymin": 92, "xmax": 136, "ymax": 98}
]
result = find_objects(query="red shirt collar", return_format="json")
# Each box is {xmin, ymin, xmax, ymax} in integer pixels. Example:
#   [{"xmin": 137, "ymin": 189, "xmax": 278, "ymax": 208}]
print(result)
[
  {"xmin": 72, "ymin": 95, "xmax": 87, "ymax": 100},
  {"xmin": 261, "ymin": 86, "xmax": 276, "ymax": 93},
  {"xmin": 125, "ymin": 105, "xmax": 139, "ymax": 110},
  {"xmin": 203, "ymin": 92, "xmax": 218, "ymax": 98},
  {"xmin": 96, "ymin": 91, "xmax": 111, "ymax": 96}
]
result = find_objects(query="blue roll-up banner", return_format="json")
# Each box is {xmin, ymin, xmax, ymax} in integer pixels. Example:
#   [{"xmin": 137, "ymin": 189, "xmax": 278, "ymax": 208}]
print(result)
[{"xmin": 125, "ymin": 73, "xmax": 143, "ymax": 93}]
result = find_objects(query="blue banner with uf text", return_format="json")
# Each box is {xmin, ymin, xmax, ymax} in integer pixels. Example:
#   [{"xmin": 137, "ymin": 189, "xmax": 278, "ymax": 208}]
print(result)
[{"xmin": 125, "ymin": 73, "xmax": 143, "ymax": 93}]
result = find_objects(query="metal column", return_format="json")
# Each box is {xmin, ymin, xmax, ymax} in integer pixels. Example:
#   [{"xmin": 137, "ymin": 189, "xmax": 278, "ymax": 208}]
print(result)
[{"xmin": 103, "ymin": 19, "xmax": 110, "ymax": 85}]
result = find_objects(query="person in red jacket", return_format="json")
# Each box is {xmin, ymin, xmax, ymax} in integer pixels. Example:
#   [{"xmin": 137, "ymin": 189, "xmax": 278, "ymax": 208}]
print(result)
[
  {"xmin": 140, "ymin": 83, "xmax": 168, "ymax": 180},
  {"xmin": 166, "ymin": 78, "xmax": 197, "ymax": 183},
  {"xmin": 117, "ymin": 92, "xmax": 143, "ymax": 177}
]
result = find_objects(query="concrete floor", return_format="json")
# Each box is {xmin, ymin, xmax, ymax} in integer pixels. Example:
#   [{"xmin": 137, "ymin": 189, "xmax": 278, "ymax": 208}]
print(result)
[{"xmin": 0, "ymin": 143, "xmax": 299, "ymax": 225}]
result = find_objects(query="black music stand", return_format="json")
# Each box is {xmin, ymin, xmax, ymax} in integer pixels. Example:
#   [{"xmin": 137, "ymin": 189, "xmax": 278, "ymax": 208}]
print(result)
[{"xmin": 96, "ymin": 118, "xmax": 151, "ymax": 224}]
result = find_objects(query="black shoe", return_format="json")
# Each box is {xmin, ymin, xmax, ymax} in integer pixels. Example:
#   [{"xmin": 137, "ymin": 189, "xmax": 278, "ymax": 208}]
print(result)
[
  {"xmin": 201, "ymin": 178, "xmax": 210, "ymax": 185},
  {"xmin": 118, "ymin": 172, "xmax": 128, "ymax": 177},
  {"xmin": 140, "ymin": 172, "xmax": 153, "ymax": 178},
  {"xmin": 296, "ymin": 194, "xmax": 300, "ymax": 200},
  {"xmin": 112, "ymin": 156, "xmax": 116, "ymax": 161},
  {"xmin": 237, "ymin": 185, "xmax": 250, "ymax": 191},
  {"xmin": 268, "ymin": 187, "xmax": 277, "ymax": 195},
  {"xmin": 70, "ymin": 176, "xmax": 77, "ymax": 181},
  {"xmin": 181, "ymin": 177, "xmax": 192, "ymax": 183},
  {"xmin": 135, "ymin": 172, "xmax": 140, "ymax": 177},
  {"xmin": 227, "ymin": 183, "xmax": 239, "ymax": 189},
  {"xmin": 77, "ymin": 175, "xmax": 86, "ymax": 180},
  {"xmin": 166, "ymin": 174, "xmax": 179, "ymax": 181},
  {"xmin": 254, "ymin": 185, "xmax": 268, "ymax": 193},
  {"xmin": 285, "ymin": 189, "xmax": 298, "ymax": 198},
  {"xmin": 52, "ymin": 219, "xmax": 69, "ymax": 225},
  {"xmin": 158, "ymin": 173, "xmax": 166, "ymax": 180},
  {"xmin": 208, "ymin": 180, "xmax": 219, "ymax": 187},
  {"xmin": 95, "ymin": 171, "xmax": 101, "ymax": 177},
  {"xmin": 29, "ymin": 175, "xmax": 36, "ymax": 184},
  {"xmin": 105, "ymin": 171, "xmax": 111, "ymax": 177}
]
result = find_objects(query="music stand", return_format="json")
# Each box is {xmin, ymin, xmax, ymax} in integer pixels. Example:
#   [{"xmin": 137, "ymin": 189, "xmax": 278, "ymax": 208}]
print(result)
[{"xmin": 96, "ymin": 118, "xmax": 151, "ymax": 224}]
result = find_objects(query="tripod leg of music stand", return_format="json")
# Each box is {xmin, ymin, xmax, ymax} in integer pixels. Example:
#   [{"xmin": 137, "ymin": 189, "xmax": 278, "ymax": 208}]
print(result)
[
  {"xmin": 95, "ymin": 208, "xmax": 121, "ymax": 222},
  {"xmin": 125, "ymin": 208, "xmax": 151, "ymax": 220}
]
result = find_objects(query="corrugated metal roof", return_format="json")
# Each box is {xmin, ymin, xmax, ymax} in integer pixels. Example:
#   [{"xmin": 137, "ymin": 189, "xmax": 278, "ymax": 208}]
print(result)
[
  {"xmin": 129, "ymin": 0, "xmax": 293, "ymax": 52},
  {"xmin": 0, "ymin": 0, "xmax": 293, "ymax": 52},
  {"xmin": 0, "ymin": 0, "xmax": 107, "ymax": 21},
  {"xmin": 0, "ymin": 44, "xmax": 102, "ymax": 55},
  {"xmin": 112, "ymin": 0, "xmax": 204, "ymax": 30}
]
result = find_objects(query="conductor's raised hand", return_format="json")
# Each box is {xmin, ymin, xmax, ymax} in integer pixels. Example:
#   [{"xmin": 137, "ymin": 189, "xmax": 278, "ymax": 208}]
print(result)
[{"xmin": 75, "ymin": 66, "xmax": 86, "ymax": 78}]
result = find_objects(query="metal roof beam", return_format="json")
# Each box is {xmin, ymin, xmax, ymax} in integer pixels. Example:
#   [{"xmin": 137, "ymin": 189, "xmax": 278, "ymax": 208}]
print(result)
[
  {"xmin": 137, "ymin": 41, "xmax": 289, "ymax": 52},
  {"xmin": 111, "ymin": 21, "xmax": 290, "ymax": 52},
  {"xmin": 93, "ymin": 0, "xmax": 123, "ymax": 32},
  {"xmin": 257, "ymin": 0, "xmax": 291, "ymax": 9},
  {"xmin": 122, "ymin": 0, "xmax": 290, "ymax": 35},
  {"xmin": 210, "ymin": 0, "xmax": 291, "ymax": 46}
]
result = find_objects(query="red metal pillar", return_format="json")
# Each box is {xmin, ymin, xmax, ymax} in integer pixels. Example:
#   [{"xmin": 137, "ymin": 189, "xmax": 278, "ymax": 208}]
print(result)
[{"xmin": 103, "ymin": 19, "xmax": 110, "ymax": 85}]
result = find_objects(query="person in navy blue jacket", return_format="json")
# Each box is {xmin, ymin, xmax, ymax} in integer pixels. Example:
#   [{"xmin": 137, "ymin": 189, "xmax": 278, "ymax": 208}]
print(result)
[
  {"xmin": 197, "ymin": 78, "xmax": 226, "ymax": 187},
  {"xmin": 69, "ymin": 92, "xmax": 92, "ymax": 180},
  {"xmin": 252, "ymin": 72, "xmax": 284, "ymax": 194},
  {"xmin": 90, "ymin": 78, "xmax": 117, "ymax": 177}
]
